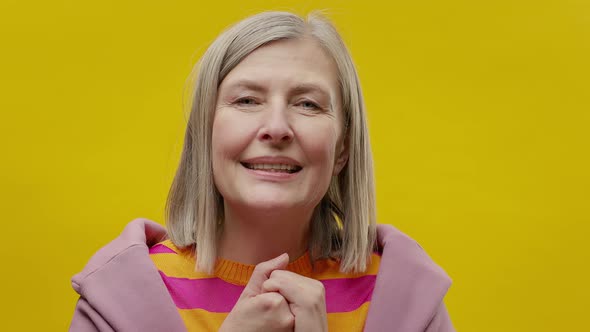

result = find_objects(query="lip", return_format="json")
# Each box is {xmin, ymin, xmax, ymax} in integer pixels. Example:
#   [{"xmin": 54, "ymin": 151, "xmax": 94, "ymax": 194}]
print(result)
[
  {"xmin": 240, "ymin": 156, "xmax": 303, "ymax": 181},
  {"xmin": 241, "ymin": 156, "xmax": 302, "ymax": 167}
]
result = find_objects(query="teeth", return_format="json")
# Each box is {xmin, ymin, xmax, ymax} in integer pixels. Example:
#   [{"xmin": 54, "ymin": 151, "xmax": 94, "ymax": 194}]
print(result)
[{"xmin": 243, "ymin": 163, "xmax": 300, "ymax": 172}]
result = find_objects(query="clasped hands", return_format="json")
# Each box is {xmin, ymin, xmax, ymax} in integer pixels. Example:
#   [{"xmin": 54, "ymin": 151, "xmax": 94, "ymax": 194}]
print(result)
[{"xmin": 219, "ymin": 253, "xmax": 328, "ymax": 332}]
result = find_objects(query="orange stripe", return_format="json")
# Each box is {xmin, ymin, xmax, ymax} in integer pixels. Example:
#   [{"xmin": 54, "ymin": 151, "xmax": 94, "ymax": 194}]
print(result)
[
  {"xmin": 150, "ymin": 252, "xmax": 212, "ymax": 279},
  {"xmin": 327, "ymin": 301, "xmax": 371, "ymax": 331},
  {"xmin": 151, "ymin": 250, "xmax": 381, "ymax": 281},
  {"xmin": 312, "ymin": 254, "xmax": 381, "ymax": 280},
  {"xmin": 177, "ymin": 302, "xmax": 371, "ymax": 331}
]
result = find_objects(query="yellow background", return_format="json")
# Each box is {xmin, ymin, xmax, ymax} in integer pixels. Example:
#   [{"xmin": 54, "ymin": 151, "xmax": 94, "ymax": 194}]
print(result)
[{"xmin": 1, "ymin": 0, "xmax": 588, "ymax": 330}]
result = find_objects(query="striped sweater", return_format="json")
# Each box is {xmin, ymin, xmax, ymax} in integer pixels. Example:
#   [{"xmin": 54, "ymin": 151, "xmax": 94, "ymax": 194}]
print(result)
[
  {"xmin": 149, "ymin": 240, "xmax": 381, "ymax": 331},
  {"xmin": 70, "ymin": 219, "xmax": 454, "ymax": 331}
]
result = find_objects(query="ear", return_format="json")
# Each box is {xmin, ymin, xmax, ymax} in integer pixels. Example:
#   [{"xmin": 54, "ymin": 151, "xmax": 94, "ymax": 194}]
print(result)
[{"xmin": 333, "ymin": 136, "xmax": 349, "ymax": 176}]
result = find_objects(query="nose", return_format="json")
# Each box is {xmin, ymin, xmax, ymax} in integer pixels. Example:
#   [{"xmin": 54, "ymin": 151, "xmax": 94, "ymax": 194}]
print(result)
[{"xmin": 257, "ymin": 102, "xmax": 294, "ymax": 145}]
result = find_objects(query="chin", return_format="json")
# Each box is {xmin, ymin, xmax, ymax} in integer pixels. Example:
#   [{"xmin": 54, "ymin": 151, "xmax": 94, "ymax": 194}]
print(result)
[{"xmin": 242, "ymin": 195, "xmax": 303, "ymax": 211}]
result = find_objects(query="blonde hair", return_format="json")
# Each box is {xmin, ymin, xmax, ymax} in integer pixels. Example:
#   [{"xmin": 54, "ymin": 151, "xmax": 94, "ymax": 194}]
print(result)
[{"xmin": 166, "ymin": 11, "xmax": 376, "ymax": 273}]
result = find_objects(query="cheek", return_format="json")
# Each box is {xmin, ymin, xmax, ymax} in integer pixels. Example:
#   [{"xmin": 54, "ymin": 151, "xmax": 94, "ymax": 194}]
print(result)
[
  {"xmin": 211, "ymin": 112, "xmax": 257, "ymax": 198},
  {"xmin": 211, "ymin": 112, "xmax": 254, "ymax": 163},
  {"xmin": 297, "ymin": 121, "xmax": 340, "ymax": 169}
]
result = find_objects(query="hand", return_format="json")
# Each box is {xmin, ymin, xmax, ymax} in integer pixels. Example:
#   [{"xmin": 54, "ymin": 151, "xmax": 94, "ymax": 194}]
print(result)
[
  {"xmin": 219, "ymin": 254, "xmax": 295, "ymax": 332},
  {"xmin": 262, "ymin": 269, "xmax": 328, "ymax": 332}
]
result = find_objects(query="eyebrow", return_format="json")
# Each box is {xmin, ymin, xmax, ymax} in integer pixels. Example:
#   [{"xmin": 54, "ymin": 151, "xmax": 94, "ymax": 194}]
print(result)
[
  {"xmin": 291, "ymin": 83, "xmax": 331, "ymax": 101},
  {"xmin": 223, "ymin": 79, "xmax": 332, "ymax": 100},
  {"xmin": 222, "ymin": 79, "xmax": 267, "ymax": 93}
]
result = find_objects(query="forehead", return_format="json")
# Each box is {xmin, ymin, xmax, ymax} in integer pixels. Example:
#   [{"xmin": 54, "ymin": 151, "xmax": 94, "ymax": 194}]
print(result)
[{"xmin": 219, "ymin": 37, "xmax": 340, "ymax": 97}]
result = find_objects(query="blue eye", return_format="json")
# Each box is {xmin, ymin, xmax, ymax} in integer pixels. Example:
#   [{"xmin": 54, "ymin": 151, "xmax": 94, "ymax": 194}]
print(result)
[
  {"xmin": 299, "ymin": 100, "xmax": 320, "ymax": 110},
  {"xmin": 236, "ymin": 97, "xmax": 257, "ymax": 105}
]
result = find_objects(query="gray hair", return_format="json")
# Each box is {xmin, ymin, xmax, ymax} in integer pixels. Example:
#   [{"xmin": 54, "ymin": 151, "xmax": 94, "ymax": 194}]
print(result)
[{"xmin": 166, "ymin": 11, "xmax": 376, "ymax": 273}]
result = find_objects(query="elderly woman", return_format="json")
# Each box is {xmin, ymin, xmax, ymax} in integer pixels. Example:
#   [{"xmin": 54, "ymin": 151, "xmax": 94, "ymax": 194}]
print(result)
[{"xmin": 70, "ymin": 11, "xmax": 454, "ymax": 332}]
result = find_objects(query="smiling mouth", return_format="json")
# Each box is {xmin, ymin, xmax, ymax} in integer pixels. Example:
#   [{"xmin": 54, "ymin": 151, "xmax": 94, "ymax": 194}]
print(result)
[{"xmin": 241, "ymin": 162, "xmax": 302, "ymax": 174}]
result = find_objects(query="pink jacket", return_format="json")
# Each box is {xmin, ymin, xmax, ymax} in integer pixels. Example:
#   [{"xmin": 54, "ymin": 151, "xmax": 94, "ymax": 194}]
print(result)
[{"xmin": 69, "ymin": 219, "xmax": 454, "ymax": 331}]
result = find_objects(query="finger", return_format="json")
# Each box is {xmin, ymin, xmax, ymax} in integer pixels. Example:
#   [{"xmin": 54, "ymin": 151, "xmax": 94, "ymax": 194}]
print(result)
[
  {"xmin": 253, "ymin": 292, "xmax": 295, "ymax": 329},
  {"xmin": 241, "ymin": 253, "xmax": 289, "ymax": 299},
  {"xmin": 252, "ymin": 292, "xmax": 291, "ymax": 312},
  {"xmin": 262, "ymin": 270, "xmax": 326, "ymax": 307}
]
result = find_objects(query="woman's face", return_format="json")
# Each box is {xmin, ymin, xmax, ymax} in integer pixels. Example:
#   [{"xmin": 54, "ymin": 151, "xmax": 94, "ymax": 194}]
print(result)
[{"xmin": 212, "ymin": 37, "xmax": 347, "ymax": 215}]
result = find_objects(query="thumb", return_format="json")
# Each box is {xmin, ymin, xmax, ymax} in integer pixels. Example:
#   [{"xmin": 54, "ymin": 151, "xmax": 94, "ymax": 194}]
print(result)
[{"xmin": 240, "ymin": 253, "xmax": 289, "ymax": 299}]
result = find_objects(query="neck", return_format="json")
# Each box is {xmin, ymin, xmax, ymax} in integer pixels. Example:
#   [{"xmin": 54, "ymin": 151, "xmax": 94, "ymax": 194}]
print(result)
[{"xmin": 218, "ymin": 204, "xmax": 313, "ymax": 265}]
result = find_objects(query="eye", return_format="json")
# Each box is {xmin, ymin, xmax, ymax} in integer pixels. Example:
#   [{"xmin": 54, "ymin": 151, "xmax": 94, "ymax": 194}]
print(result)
[
  {"xmin": 298, "ymin": 100, "xmax": 321, "ymax": 110},
  {"xmin": 234, "ymin": 97, "xmax": 258, "ymax": 106}
]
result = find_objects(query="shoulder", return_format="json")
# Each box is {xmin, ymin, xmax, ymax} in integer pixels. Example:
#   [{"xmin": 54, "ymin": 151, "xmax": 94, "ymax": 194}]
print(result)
[
  {"xmin": 71, "ymin": 218, "xmax": 167, "ymax": 292},
  {"xmin": 375, "ymin": 223, "xmax": 450, "ymax": 283},
  {"xmin": 70, "ymin": 218, "xmax": 186, "ymax": 331},
  {"xmin": 365, "ymin": 224, "xmax": 453, "ymax": 331},
  {"xmin": 149, "ymin": 239, "xmax": 212, "ymax": 279}
]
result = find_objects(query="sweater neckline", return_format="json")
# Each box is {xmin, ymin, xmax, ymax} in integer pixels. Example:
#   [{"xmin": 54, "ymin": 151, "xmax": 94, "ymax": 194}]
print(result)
[{"xmin": 213, "ymin": 252, "xmax": 313, "ymax": 285}]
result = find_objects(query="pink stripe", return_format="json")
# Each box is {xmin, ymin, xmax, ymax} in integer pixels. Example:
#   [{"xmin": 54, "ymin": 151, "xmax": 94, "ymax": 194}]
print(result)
[
  {"xmin": 158, "ymin": 272, "xmax": 375, "ymax": 313},
  {"xmin": 321, "ymin": 275, "xmax": 376, "ymax": 312},
  {"xmin": 149, "ymin": 244, "xmax": 176, "ymax": 254},
  {"xmin": 159, "ymin": 271, "xmax": 244, "ymax": 312}
]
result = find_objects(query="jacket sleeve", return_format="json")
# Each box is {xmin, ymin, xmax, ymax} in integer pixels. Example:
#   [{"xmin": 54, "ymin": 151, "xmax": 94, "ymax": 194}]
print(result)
[
  {"xmin": 425, "ymin": 302, "xmax": 455, "ymax": 332},
  {"xmin": 69, "ymin": 297, "xmax": 115, "ymax": 332}
]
